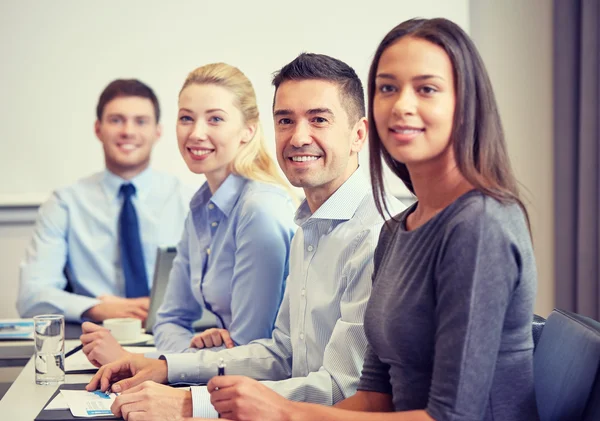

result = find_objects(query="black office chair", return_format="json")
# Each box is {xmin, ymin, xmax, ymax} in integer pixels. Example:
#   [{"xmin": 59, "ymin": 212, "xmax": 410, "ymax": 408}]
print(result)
[
  {"xmin": 534, "ymin": 309, "xmax": 600, "ymax": 421},
  {"xmin": 532, "ymin": 314, "xmax": 546, "ymax": 350}
]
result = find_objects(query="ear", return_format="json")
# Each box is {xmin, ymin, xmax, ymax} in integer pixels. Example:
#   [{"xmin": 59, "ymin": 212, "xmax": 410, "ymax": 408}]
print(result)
[
  {"xmin": 241, "ymin": 123, "xmax": 257, "ymax": 144},
  {"xmin": 154, "ymin": 123, "xmax": 163, "ymax": 143},
  {"xmin": 350, "ymin": 117, "xmax": 368, "ymax": 154},
  {"xmin": 94, "ymin": 120, "xmax": 103, "ymax": 142}
]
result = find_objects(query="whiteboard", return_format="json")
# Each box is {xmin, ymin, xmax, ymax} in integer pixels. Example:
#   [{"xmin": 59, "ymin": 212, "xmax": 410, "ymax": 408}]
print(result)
[{"xmin": 0, "ymin": 0, "xmax": 469, "ymax": 205}]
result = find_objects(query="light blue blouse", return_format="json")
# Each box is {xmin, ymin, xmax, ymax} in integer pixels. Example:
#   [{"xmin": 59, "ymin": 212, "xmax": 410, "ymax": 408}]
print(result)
[{"xmin": 153, "ymin": 174, "xmax": 296, "ymax": 352}]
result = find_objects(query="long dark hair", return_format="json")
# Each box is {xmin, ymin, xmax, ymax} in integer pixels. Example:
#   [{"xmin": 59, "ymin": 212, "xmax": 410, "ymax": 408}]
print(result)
[{"xmin": 368, "ymin": 18, "xmax": 530, "ymax": 230}]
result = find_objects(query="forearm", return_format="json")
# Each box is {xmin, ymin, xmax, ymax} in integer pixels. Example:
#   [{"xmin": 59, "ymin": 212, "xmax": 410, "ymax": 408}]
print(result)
[
  {"xmin": 19, "ymin": 285, "xmax": 99, "ymax": 322},
  {"xmin": 334, "ymin": 391, "xmax": 394, "ymax": 412},
  {"xmin": 165, "ymin": 335, "xmax": 292, "ymax": 384},
  {"xmin": 153, "ymin": 322, "xmax": 195, "ymax": 353},
  {"xmin": 289, "ymin": 403, "xmax": 434, "ymax": 421}
]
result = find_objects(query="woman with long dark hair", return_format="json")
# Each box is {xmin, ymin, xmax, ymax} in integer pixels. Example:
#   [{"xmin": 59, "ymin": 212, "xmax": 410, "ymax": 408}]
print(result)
[{"xmin": 207, "ymin": 18, "xmax": 539, "ymax": 421}]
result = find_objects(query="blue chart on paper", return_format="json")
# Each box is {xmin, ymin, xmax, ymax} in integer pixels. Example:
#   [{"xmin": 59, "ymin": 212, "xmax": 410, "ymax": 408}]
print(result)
[{"xmin": 0, "ymin": 319, "xmax": 34, "ymax": 339}]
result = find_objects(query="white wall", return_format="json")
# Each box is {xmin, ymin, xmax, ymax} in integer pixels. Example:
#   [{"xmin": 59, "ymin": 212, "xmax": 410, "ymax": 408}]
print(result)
[
  {"xmin": 470, "ymin": 0, "xmax": 554, "ymax": 316},
  {"xmin": 0, "ymin": 0, "xmax": 470, "ymax": 318},
  {"xmin": 0, "ymin": 0, "xmax": 472, "ymax": 205}
]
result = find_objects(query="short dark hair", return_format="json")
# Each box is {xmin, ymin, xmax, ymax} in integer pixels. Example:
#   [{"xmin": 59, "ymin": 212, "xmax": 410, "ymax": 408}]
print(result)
[
  {"xmin": 271, "ymin": 53, "xmax": 365, "ymax": 125},
  {"xmin": 96, "ymin": 79, "xmax": 160, "ymax": 123},
  {"xmin": 368, "ymin": 18, "xmax": 529, "ymax": 230}
]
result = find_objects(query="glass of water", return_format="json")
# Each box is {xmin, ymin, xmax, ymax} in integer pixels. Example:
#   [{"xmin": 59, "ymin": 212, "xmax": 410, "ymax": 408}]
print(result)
[{"xmin": 34, "ymin": 314, "xmax": 65, "ymax": 385}]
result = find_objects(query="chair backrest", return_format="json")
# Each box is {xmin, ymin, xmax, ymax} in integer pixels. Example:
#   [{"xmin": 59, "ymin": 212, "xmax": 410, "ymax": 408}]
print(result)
[
  {"xmin": 532, "ymin": 314, "xmax": 546, "ymax": 350},
  {"xmin": 534, "ymin": 309, "xmax": 600, "ymax": 421}
]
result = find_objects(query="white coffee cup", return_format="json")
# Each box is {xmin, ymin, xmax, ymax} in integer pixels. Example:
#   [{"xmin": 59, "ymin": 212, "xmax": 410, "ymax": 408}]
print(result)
[{"xmin": 103, "ymin": 318, "xmax": 141, "ymax": 342}]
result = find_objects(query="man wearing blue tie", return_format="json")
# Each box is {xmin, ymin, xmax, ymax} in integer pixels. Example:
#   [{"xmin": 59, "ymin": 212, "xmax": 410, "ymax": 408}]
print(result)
[{"xmin": 17, "ymin": 79, "xmax": 192, "ymax": 322}]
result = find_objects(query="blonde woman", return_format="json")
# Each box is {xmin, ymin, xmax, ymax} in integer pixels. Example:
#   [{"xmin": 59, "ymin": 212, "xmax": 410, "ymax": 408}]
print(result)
[{"xmin": 80, "ymin": 64, "xmax": 296, "ymax": 366}]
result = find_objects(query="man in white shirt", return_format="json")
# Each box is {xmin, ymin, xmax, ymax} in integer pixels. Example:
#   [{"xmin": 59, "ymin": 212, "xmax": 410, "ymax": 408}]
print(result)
[
  {"xmin": 18, "ymin": 79, "xmax": 191, "ymax": 322},
  {"xmin": 87, "ymin": 54, "xmax": 405, "ymax": 419}
]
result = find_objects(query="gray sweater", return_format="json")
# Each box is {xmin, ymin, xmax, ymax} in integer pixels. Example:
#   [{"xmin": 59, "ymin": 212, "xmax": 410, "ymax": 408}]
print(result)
[{"xmin": 358, "ymin": 190, "xmax": 539, "ymax": 421}]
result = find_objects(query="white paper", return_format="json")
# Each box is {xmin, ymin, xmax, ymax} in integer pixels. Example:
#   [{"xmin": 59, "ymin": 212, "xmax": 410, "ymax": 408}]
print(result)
[
  {"xmin": 60, "ymin": 390, "xmax": 118, "ymax": 417},
  {"xmin": 0, "ymin": 318, "xmax": 34, "ymax": 340},
  {"xmin": 44, "ymin": 393, "xmax": 69, "ymax": 410},
  {"xmin": 65, "ymin": 346, "xmax": 157, "ymax": 372}
]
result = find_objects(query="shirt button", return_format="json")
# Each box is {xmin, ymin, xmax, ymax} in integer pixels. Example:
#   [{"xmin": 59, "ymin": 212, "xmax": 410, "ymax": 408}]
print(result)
[
  {"xmin": 301, "ymin": 289, "xmax": 305, "ymax": 296},
  {"xmin": 206, "ymin": 248, "xmax": 211, "ymax": 255},
  {"xmin": 307, "ymin": 245, "xmax": 314, "ymax": 252},
  {"xmin": 211, "ymin": 222, "xmax": 218, "ymax": 227},
  {"xmin": 208, "ymin": 203, "xmax": 214, "ymax": 210},
  {"xmin": 299, "ymin": 333, "xmax": 304, "ymax": 340}
]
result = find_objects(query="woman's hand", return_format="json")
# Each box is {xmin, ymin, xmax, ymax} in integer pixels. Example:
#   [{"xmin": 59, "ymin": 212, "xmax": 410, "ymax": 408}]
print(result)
[{"xmin": 190, "ymin": 328, "xmax": 235, "ymax": 349}]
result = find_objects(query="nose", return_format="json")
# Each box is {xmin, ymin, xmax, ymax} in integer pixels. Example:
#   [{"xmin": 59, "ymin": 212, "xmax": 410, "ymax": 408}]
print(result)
[
  {"xmin": 120, "ymin": 120, "xmax": 135, "ymax": 137},
  {"xmin": 190, "ymin": 120, "xmax": 208, "ymax": 141},
  {"xmin": 392, "ymin": 87, "xmax": 417, "ymax": 117},
  {"xmin": 289, "ymin": 121, "xmax": 312, "ymax": 148}
]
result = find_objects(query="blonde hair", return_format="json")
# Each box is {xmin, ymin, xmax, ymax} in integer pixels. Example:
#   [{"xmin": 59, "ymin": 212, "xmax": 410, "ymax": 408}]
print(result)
[{"xmin": 180, "ymin": 63, "xmax": 295, "ymax": 200}]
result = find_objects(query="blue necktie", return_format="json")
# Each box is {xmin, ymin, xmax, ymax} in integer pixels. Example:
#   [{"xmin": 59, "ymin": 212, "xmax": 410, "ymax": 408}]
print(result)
[{"xmin": 119, "ymin": 183, "xmax": 149, "ymax": 298}]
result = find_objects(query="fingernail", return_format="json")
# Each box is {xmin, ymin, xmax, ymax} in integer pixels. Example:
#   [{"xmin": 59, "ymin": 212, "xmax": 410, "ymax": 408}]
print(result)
[{"xmin": 113, "ymin": 384, "xmax": 121, "ymax": 392}]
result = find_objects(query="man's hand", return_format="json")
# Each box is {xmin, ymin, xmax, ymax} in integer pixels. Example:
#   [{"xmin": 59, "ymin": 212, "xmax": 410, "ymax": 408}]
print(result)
[
  {"xmin": 190, "ymin": 328, "xmax": 235, "ymax": 349},
  {"xmin": 208, "ymin": 375, "xmax": 295, "ymax": 421},
  {"xmin": 83, "ymin": 295, "xmax": 150, "ymax": 321},
  {"xmin": 80, "ymin": 321, "xmax": 129, "ymax": 367},
  {"xmin": 111, "ymin": 381, "xmax": 193, "ymax": 421},
  {"xmin": 86, "ymin": 354, "xmax": 168, "ymax": 393}
]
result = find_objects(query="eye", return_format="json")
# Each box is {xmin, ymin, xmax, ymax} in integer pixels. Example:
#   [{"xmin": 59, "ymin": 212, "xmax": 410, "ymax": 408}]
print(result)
[
  {"xmin": 179, "ymin": 115, "xmax": 193, "ymax": 123},
  {"xmin": 378, "ymin": 84, "xmax": 397, "ymax": 94},
  {"xmin": 311, "ymin": 116, "xmax": 328, "ymax": 124},
  {"xmin": 277, "ymin": 118, "xmax": 293, "ymax": 125},
  {"xmin": 209, "ymin": 116, "xmax": 224, "ymax": 123},
  {"xmin": 108, "ymin": 116, "xmax": 123, "ymax": 124},
  {"xmin": 418, "ymin": 86, "xmax": 438, "ymax": 95},
  {"xmin": 136, "ymin": 118, "xmax": 149, "ymax": 126}
]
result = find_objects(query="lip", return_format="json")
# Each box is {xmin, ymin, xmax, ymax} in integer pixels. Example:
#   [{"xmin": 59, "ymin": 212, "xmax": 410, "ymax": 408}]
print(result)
[
  {"xmin": 116, "ymin": 143, "xmax": 141, "ymax": 153},
  {"xmin": 187, "ymin": 146, "xmax": 214, "ymax": 161},
  {"xmin": 388, "ymin": 125, "xmax": 425, "ymax": 144},
  {"xmin": 286, "ymin": 154, "xmax": 322, "ymax": 167}
]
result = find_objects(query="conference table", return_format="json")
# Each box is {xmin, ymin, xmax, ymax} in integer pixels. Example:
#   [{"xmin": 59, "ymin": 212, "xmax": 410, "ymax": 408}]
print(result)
[
  {"xmin": 0, "ymin": 323, "xmax": 100, "ymax": 420},
  {"xmin": 0, "ymin": 339, "xmax": 95, "ymax": 420}
]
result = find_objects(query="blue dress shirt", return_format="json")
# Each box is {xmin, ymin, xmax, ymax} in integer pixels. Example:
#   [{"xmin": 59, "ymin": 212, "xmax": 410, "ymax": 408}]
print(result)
[
  {"xmin": 161, "ymin": 169, "xmax": 407, "ymax": 417},
  {"xmin": 153, "ymin": 174, "xmax": 296, "ymax": 352},
  {"xmin": 17, "ymin": 169, "xmax": 193, "ymax": 321}
]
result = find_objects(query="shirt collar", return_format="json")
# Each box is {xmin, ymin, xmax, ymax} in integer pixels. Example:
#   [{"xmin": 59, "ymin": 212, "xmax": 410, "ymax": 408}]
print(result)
[
  {"xmin": 101, "ymin": 167, "xmax": 154, "ymax": 202},
  {"xmin": 190, "ymin": 174, "xmax": 247, "ymax": 217},
  {"xmin": 294, "ymin": 168, "xmax": 370, "ymax": 225}
]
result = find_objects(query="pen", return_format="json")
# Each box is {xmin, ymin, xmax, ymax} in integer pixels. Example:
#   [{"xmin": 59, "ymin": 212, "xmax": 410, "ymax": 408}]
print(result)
[
  {"xmin": 217, "ymin": 358, "xmax": 226, "ymax": 418},
  {"xmin": 218, "ymin": 357, "xmax": 226, "ymax": 376},
  {"xmin": 64, "ymin": 344, "xmax": 83, "ymax": 358}
]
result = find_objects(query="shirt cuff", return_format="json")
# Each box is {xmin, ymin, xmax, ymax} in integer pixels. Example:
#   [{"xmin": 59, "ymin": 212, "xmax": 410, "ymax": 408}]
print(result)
[
  {"xmin": 191, "ymin": 386, "xmax": 219, "ymax": 418},
  {"xmin": 69, "ymin": 296, "xmax": 101, "ymax": 322}
]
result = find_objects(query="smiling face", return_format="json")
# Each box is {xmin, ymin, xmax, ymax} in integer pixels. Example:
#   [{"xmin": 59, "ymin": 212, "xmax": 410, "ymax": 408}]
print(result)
[
  {"xmin": 373, "ymin": 36, "xmax": 456, "ymax": 168},
  {"xmin": 95, "ymin": 96, "xmax": 161, "ymax": 179},
  {"xmin": 273, "ymin": 79, "xmax": 366, "ymax": 204},
  {"xmin": 177, "ymin": 83, "xmax": 254, "ymax": 192}
]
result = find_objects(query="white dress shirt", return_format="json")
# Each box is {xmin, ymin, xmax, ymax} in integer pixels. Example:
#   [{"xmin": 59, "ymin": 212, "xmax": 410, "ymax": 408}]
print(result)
[
  {"xmin": 162, "ymin": 168, "xmax": 406, "ymax": 417},
  {"xmin": 18, "ymin": 168, "xmax": 193, "ymax": 321}
]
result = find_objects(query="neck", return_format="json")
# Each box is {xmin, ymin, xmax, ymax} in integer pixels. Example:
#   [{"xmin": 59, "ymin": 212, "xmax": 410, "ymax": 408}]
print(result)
[
  {"xmin": 106, "ymin": 161, "xmax": 149, "ymax": 181},
  {"xmin": 206, "ymin": 169, "xmax": 232, "ymax": 194},
  {"xmin": 408, "ymin": 148, "xmax": 473, "ymax": 218},
  {"xmin": 303, "ymin": 163, "xmax": 358, "ymax": 214}
]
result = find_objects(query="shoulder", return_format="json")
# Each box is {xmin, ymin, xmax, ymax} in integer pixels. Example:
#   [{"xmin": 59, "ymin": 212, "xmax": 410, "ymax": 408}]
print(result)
[
  {"xmin": 437, "ymin": 192, "xmax": 531, "ymax": 256},
  {"xmin": 51, "ymin": 172, "xmax": 102, "ymax": 203},
  {"xmin": 239, "ymin": 180, "xmax": 295, "ymax": 214}
]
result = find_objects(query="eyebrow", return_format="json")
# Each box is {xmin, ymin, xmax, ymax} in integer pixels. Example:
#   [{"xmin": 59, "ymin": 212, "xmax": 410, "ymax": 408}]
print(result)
[
  {"xmin": 307, "ymin": 108, "xmax": 334, "ymax": 117},
  {"xmin": 178, "ymin": 108, "xmax": 228, "ymax": 115},
  {"xmin": 106, "ymin": 113, "xmax": 152, "ymax": 120},
  {"xmin": 376, "ymin": 73, "xmax": 446, "ymax": 82},
  {"xmin": 273, "ymin": 108, "xmax": 335, "ymax": 117}
]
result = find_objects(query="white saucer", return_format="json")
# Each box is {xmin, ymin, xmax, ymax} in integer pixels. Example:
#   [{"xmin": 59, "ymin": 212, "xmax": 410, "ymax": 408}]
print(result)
[{"xmin": 117, "ymin": 333, "xmax": 153, "ymax": 346}]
